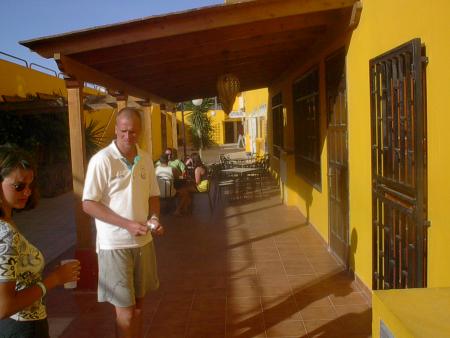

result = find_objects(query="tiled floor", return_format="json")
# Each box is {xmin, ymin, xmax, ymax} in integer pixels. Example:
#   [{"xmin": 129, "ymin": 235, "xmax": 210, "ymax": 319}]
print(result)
[{"xmin": 41, "ymin": 178, "xmax": 371, "ymax": 338}]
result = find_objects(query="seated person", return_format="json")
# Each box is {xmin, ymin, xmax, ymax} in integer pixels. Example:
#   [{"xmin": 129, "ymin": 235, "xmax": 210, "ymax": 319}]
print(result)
[
  {"xmin": 156, "ymin": 148, "xmax": 185, "ymax": 178},
  {"xmin": 184, "ymin": 154, "xmax": 193, "ymax": 169},
  {"xmin": 174, "ymin": 152, "xmax": 209, "ymax": 216},
  {"xmin": 155, "ymin": 154, "xmax": 176, "ymax": 198}
]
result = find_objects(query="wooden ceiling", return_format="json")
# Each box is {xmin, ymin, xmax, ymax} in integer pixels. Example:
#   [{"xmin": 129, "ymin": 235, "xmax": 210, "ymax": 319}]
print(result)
[{"xmin": 21, "ymin": 0, "xmax": 360, "ymax": 106}]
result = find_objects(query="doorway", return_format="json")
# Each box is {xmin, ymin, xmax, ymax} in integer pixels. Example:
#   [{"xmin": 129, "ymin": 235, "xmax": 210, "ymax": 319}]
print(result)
[
  {"xmin": 224, "ymin": 121, "xmax": 237, "ymax": 144},
  {"xmin": 326, "ymin": 49, "xmax": 349, "ymax": 267},
  {"xmin": 370, "ymin": 39, "xmax": 428, "ymax": 289}
]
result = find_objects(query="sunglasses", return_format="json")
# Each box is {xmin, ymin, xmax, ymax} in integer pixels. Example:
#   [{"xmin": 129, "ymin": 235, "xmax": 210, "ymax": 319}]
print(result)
[{"xmin": 11, "ymin": 182, "xmax": 30, "ymax": 192}]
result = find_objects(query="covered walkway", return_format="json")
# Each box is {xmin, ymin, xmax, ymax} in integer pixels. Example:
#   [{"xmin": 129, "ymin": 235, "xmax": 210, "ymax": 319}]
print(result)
[{"xmin": 25, "ymin": 179, "xmax": 371, "ymax": 337}]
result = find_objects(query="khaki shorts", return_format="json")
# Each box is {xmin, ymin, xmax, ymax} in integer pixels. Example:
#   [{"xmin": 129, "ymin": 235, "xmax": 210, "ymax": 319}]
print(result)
[{"xmin": 97, "ymin": 241, "xmax": 159, "ymax": 307}]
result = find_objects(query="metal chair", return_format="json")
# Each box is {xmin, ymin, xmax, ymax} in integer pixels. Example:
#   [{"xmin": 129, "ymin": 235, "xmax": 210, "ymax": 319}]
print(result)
[{"xmin": 157, "ymin": 176, "xmax": 176, "ymax": 213}]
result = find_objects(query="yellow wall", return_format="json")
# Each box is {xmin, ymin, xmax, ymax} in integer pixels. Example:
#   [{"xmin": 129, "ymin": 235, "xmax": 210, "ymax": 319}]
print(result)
[
  {"xmin": 268, "ymin": 0, "xmax": 450, "ymax": 290},
  {"xmin": 269, "ymin": 59, "xmax": 330, "ymax": 241},
  {"xmin": 0, "ymin": 60, "xmax": 67, "ymax": 97},
  {"xmin": 242, "ymin": 88, "xmax": 269, "ymax": 155},
  {"xmin": 242, "ymin": 88, "xmax": 267, "ymax": 113},
  {"xmin": 0, "ymin": 59, "xmax": 111, "ymax": 102},
  {"xmin": 347, "ymin": 0, "xmax": 450, "ymax": 288},
  {"xmin": 176, "ymin": 108, "xmax": 227, "ymax": 145},
  {"xmin": 0, "ymin": 60, "xmax": 174, "ymax": 162},
  {"xmin": 0, "ymin": 60, "xmax": 116, "ymax": 144},
  {"xmin": 372, "ymin": 288, "xmax": 450, "ymax": 337},
  {"xmin": 210, "ymin": 110, "xmax": 226, "ymax": 144}
]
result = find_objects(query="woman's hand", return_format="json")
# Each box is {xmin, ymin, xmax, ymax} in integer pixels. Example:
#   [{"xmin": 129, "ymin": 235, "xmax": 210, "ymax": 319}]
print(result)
[{"xmin": 46, "ymin": 260, "xmax": 81, "ymax": 287}]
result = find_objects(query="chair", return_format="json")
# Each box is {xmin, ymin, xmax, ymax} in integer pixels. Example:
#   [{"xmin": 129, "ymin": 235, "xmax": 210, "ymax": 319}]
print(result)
[
  {"xmin": 192, "ymin": 178, "xmax": 214, "ymax": 213},
  {"xmin": 157, "ymin": 176, "xmax": 176, "ymax": 213},
  {"xmin": 213, "ymin": 162, "xmax": 238, "ymax": 204}
]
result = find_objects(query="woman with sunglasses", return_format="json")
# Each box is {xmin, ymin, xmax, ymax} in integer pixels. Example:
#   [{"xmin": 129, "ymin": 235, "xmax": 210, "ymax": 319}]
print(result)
[{"xmin": 0, "ymin": 144, "xmax": 81, "ymax": 337}]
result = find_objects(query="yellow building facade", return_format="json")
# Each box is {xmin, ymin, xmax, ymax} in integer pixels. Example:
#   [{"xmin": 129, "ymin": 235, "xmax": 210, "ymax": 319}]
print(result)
[
  {"xmin": 266, "ymin": 0, "xmax": 449, "ymax": 336},
  {"xmin": 175, "ymin": 88, "xmax": 268, "ymax": 154},
  {"xmin": 0, "ymin": 59, "xmax": 178, "ymax": 162}
]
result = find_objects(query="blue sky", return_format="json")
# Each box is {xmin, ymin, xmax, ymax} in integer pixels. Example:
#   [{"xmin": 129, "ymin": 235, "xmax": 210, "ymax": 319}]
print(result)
[{"xmin": 0, "ymin": 0, "xmax": 222, "ymax": 71}]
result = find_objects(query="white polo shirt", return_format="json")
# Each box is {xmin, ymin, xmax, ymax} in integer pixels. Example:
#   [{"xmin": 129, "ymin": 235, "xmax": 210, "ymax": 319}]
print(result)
[{"xmin": 82, "ymin": 141, "xmax": 160, "ymax": 250}]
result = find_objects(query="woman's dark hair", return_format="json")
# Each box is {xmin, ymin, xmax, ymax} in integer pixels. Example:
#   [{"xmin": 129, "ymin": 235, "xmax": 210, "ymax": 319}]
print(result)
[
  {"xmin": 190, "ymin": 152, "xmax": 204, "ymax": 168},
  {"xmin": 0, "ymin": 144, "xmax": 38, "ymax": 217},
  {"xmin": 159, "ymin": 153, "xmax": 169, "ymax": 165}
]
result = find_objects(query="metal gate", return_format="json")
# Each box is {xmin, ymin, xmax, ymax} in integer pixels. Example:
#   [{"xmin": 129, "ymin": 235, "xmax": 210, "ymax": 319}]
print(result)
[
  {"xmin": 326, "ymin": 49, "xmax": 349, "ymax": 266},
  {"xmin": 370, "ymin": 38, "xmax": 428, "ymax": 290}
]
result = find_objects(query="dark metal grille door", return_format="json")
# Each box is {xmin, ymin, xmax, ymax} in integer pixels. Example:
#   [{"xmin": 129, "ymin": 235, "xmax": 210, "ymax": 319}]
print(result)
[
  {"xmin": 370, "ymin": 39, "xmax": 428, "ymax": 290},
  {"xmin": 326, "ymin": 50, "xmax": 349, "ymax": 266}
]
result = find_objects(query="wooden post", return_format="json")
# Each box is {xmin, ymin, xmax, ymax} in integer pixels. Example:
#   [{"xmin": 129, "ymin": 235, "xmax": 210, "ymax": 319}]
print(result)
[
  {"xmin": 142, "ymin": 101, "xmax": 153, "ymax": 160},
  {"xmin": 181, "ymin": 104, "xmax": 187, "ymax": 160},
  {"xmin": 160, "ymin": 104, "xmax": 167, "ymax": 151},
  {"xmin": 171, "ymin": 107, "xmax": 178, "ymax": 151},
  {"xmin": 66, "ymin": 79, "xmax": 92, "ymax": 249},
  {"xmin": 116, "ymin": 93, "xmax": 128, "ymax": 111},
  {"xmin": 66, "ymin": 79, "xmax": 97, "ymax": 290}
]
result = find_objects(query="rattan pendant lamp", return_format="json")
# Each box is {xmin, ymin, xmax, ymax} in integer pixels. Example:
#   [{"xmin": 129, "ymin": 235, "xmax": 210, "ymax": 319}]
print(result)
[{"xmin": 216, "ymin": 72, "xmax": 240, "ymax": 115}]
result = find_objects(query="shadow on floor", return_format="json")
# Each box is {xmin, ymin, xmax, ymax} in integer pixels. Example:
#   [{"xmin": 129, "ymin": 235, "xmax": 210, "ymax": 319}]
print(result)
[{"xmin": 41, "ymin": 176, "xmax": 371, "ymax": 338}]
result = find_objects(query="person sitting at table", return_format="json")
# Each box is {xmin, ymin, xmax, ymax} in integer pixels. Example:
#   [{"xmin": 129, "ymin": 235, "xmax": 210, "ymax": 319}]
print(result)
[
  {"xmin": 155, "ymin": 148, "xmax": 185, "ymax": 178},
  {"xmin": 155, "ymin": 154, "xmax": 176, "ymax": 198},
  {"xmin": 174, "ymin": 152, "xmax": 209, "ymax": 216}
]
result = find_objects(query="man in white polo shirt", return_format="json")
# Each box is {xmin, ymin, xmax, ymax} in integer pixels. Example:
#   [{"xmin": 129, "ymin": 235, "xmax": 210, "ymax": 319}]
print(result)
[{"xmin": 82, "ymin": 107, "xmax": 163, "ymax": 338}]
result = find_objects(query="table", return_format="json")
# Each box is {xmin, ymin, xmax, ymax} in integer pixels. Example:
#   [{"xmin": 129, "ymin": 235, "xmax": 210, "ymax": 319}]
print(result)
[
  {"xmin": 220, "ymin": 167, "xmax": 261, "ymax": 198},
  {"xmin": 221, "ymin": 167, "xmax": 259, "ymax": 175}
]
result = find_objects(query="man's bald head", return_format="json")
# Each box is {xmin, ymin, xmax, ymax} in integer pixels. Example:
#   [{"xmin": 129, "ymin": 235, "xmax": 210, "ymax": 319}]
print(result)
[{"xmin": 116, "ymin": 107, "xmax": 142, "ymax": 126}]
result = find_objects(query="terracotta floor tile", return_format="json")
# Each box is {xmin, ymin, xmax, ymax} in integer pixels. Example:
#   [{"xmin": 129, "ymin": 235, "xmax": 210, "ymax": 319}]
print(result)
[
  {"xmin": 145, "ymin": 325, "xmax": 187, "ymax": 338},
  {"xmin": 187, "ymin": 324, "xmax": 226, "ymax": 338},
  {"xmin": 265, "ymin": 320, "xmax": 306, "ymax": 337},
  {"xmin": 330, "ymin": 292, "xmax": 369, "ymax": 306},
  {"xmin": 229, "ymin": 286, "xmax": 264, "ymax": 298},
  {"xmin": 303, "ymin": 319, "xmax": 342, "ymax": 337},
  {"xmin": 258, "ymin": 283, "xmax": 292, "ymax": 297},
  {"xmin": 334, "ymin": 304, "xmax": 371, "ymax": 316},
  {"xmin": 261, "ymin": 296, "xmax": 302, "ymax": 321},
  {"xmin": 288, "ymin": 275, "xmax": 318, "ymax": 291},
  {"xmin": 300, "ymin": 305, "xmax": 338, "ymax": 321},
  {"xmin": 294, "ymin": 293, "xmax": 333, "ymax": 309},
  {"xmin": 226, "ymin": 317, "xmax": 266, "ymax": 338},
  {"xmin": 39, "ymin": 177, "xmax": 372, "ymax": 338}
]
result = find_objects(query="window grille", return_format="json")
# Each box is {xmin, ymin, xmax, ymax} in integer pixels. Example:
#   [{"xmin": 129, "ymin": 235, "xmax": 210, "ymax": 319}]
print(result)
[
  {"xmin": 293, "ymin": 67, "xmax": 321, "ymax": 189},
  {"xmin": 370, "ymin": 38, "xmax": 428, "ymax": 290},
  {"xmin": 272, "ymin": 92, "xmax": 283, "ymax": 158}
]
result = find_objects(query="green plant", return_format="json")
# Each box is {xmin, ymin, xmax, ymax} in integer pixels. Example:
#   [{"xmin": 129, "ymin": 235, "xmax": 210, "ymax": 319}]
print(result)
[
  {"xmin": 84, "ymin": 119, "xmax": 107, "ymax": 159},
  {"xmin": 0, "ymin": 109, "xmax": 107, "ymax": 196},
  {"xmin": 183, "ymin": 98, "xmax": 215, "ymax": 157}
]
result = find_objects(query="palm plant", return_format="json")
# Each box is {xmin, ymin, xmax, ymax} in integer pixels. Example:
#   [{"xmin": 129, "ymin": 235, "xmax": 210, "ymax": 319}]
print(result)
[
  {"xmin": 183, "ymin": 98, "xmax": 215, "ymax": 158},
  {"xmin": 84, "ymin": 119, "xmax": 106, "ymax": 159}
]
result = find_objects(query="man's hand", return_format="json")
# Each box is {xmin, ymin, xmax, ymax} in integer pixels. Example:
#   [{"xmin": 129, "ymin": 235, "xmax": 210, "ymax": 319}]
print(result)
[
  {"xmin": 125, "ymin": 221, "xmax": 149, "ymax": 236},
  {"xmin": 147, "ymin": 218, "xmax": 164, "ymax": 236}
]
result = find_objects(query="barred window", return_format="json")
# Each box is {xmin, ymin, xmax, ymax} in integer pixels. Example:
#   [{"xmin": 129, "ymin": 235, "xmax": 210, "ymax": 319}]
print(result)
[
  {"xmin": 293, "ymin": 67, "xmax": 321, "ymax": 189},
  {"xmin": 272, "ymin": 92, "xmax": 283, "ymax": 158}
]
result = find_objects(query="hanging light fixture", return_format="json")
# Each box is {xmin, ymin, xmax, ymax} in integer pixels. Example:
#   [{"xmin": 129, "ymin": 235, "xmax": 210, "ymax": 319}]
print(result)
[
  {"xmin": 191, "ymin": 98, "xmax": 203, "ymax": 106},
  {"xmin": 216, "ymin": 73, "xmax": 240, "ymax": 115}
]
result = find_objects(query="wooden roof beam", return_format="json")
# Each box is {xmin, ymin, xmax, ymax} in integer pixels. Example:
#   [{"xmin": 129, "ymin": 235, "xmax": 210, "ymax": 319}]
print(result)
[
  {"xmin": 73, "ymin": 10, "xmax": 340, "ymax": 66},
  {"xmin": 21, "ymin": 0, "xmax": 357, "ymax": 57},
  {"xmin": 54, "ymin": 53, "xmax": 173, "ymax": 106}
]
